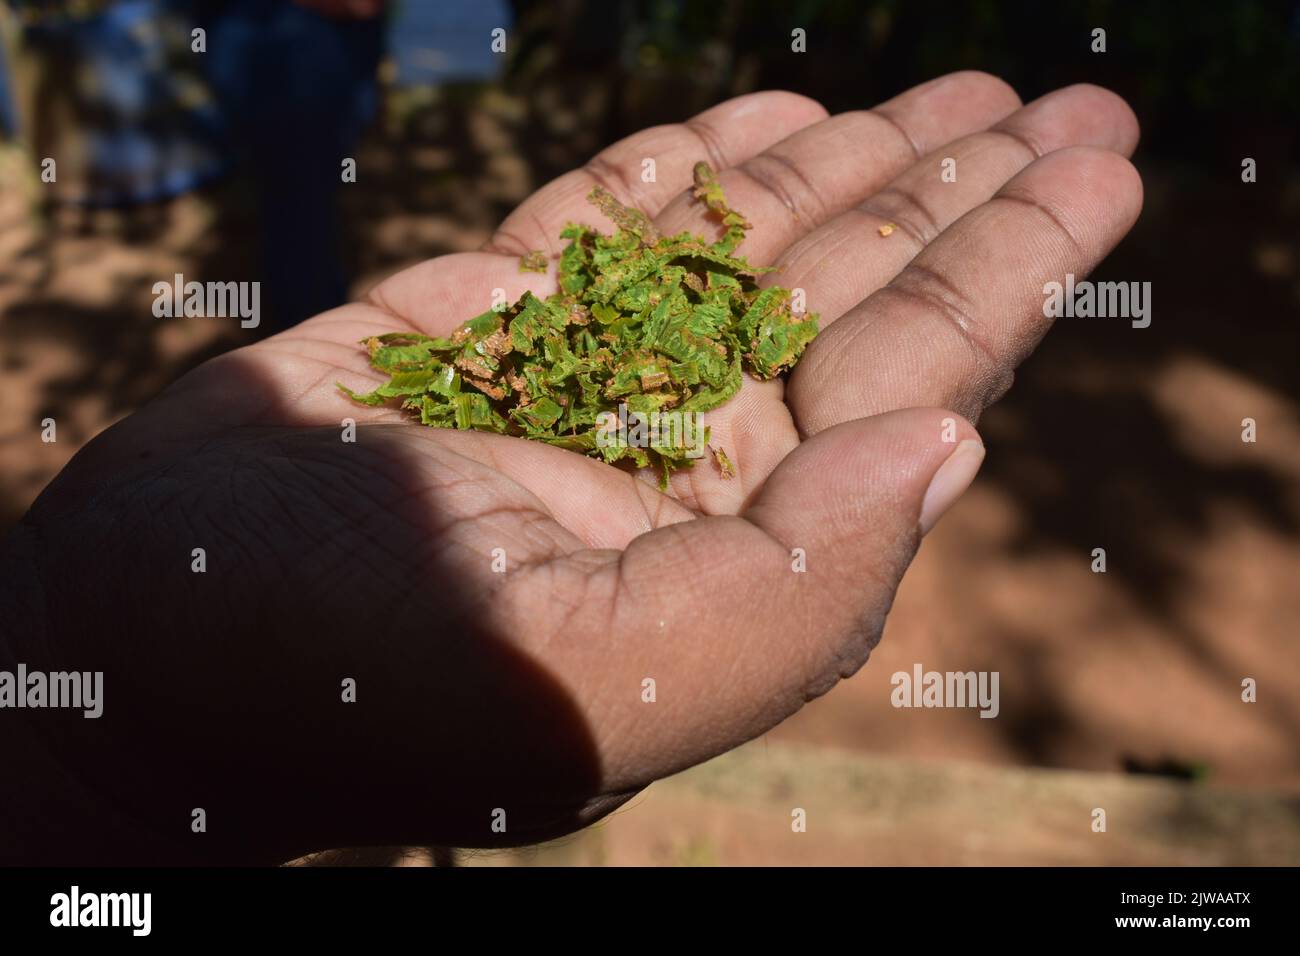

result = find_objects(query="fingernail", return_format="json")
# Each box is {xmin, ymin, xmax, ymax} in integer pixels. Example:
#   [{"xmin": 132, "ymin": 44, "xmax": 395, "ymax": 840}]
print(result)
[{"xmin": 919, "ymin": 439, "xmax": 985, "ymax": 535}]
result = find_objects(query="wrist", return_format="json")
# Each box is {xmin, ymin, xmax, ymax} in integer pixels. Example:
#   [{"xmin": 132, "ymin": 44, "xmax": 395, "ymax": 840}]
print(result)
[{"xmin": 0, "ymin": 521, "xmax": 197, "ymax": 864}]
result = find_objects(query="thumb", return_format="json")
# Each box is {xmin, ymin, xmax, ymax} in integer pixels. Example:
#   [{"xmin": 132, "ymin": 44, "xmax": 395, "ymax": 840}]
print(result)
[
  {"xmin": 591, "ymin": 407, "xmax": 983, "ymax": 787},
  {"xmin": 748, "ymin": 406, "xmax": 984, "ymax": 582},
  {"xmin": 743, "ymin": 406, "xmax": 984, "ymax": 690}
]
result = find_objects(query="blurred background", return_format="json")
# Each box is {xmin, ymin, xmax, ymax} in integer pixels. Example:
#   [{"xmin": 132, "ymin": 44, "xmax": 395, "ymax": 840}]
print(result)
[{"xmin": 1, "ymin": 0, "xmax": 1298, "ymax": 865}]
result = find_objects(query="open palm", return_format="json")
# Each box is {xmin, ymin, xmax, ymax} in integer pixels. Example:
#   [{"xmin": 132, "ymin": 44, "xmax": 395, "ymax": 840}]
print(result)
[{"xmin": 15, "ymin": 72, "xmax": 1141, "ymax": 863}]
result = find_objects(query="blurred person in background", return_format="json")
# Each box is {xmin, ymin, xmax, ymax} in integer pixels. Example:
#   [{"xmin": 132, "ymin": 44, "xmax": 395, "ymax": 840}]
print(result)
[{"xmin": 0, "ymin": 0, "xmax": 508, "ymax": 328}]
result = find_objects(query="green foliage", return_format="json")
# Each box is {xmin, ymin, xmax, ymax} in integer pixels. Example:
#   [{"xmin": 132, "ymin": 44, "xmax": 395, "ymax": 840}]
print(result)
[{"xmin": 342, "ymin": 162, "xmax": 818, "ymax": 485}]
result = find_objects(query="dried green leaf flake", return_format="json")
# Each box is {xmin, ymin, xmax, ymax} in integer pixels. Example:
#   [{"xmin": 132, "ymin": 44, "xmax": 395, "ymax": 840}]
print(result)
[
  {"xmin": 341, "ymin": 161, "xmax": 819, "ymax": 483},
  {"xmin": 712, "ymin": 445, "xmax": 737, "ymax": 479},
  {"xmin": 519, "ymin": 250, "xmax": 549, "ymax": 273}
]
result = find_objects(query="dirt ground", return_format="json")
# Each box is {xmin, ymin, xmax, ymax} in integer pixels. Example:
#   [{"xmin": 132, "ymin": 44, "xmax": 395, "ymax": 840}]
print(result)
[
  {"xmin": 468, "ymin": 742, "xmax": 1300, "ymax": 866},
  {"xmin": 2, "ymin": 85, "xmax": 1299, "ymax": 864}
]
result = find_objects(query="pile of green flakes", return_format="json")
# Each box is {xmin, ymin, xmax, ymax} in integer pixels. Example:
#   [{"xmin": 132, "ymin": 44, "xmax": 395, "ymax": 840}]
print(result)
[{"xmin": 341, "ymin": 162, "xmax": 819, "ymax": 486}]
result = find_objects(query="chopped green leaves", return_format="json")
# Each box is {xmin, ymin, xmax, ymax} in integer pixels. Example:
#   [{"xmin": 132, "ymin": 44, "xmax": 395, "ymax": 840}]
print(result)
[
  {"xmin": 340, "ymin": 161, "xmax": 819, "ymax": 486},
  {"xmin": 518, "ymin": 249, "xmax": 549, "ymax": 273}
]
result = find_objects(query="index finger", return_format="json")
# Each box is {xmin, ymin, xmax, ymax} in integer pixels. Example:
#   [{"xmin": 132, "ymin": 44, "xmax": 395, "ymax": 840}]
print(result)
[{"xmin": 484, "ymin": 90, "xmax": 828, "ymax": 257}]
